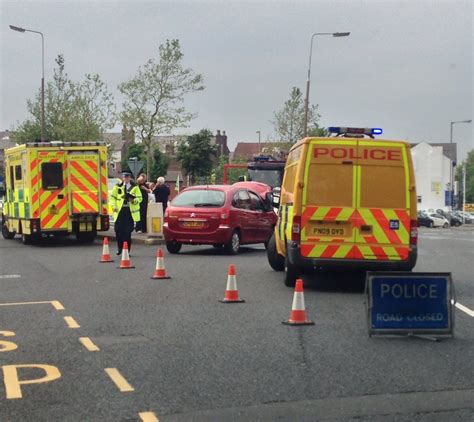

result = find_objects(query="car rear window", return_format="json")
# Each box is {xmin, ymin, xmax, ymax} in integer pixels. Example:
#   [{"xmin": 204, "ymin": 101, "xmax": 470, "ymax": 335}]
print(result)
[{"xmin": 172, "ymin": 189, "xmax": 225, "ymax": 207}]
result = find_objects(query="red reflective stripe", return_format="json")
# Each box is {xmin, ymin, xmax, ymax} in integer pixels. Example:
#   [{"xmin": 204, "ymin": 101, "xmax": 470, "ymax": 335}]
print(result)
[
  {"xmin": 369, "ymin": 208, "xmax": 403, "ymax": 245},
  {"xmin": 52, "ymin": 211, "xmax": 69, "ymax": 229},
  {"xmin": 395, "ymin": 247, "xmax": 409, "ymax": 259},
  {"xmin": 301, "ymin": 206, "xmax": 318, "ymax": 228},
  {"xmin": 370, "ymin": 246, "xmax": 389, "ymax": 260},
  {"xmin": 70, "ymin": 175, "xmax": 98, "ymax": 203},
  {"xmin": 73, "ymin": 193, "xmax": 96, "ymax": 212},
  {"xmin": 351, "ymin": 246, "xmax": 364, "ymax": 259},
  {"xmin": 41, "ymin": 198, "xmax": 68, "ymax": 227},
  {"xmin": 84, "ymin": 160, "xmax": 98, "ymax": 173},
  {"xmin": 40, "ymin": 191, "xmax": 59, "ymax": 211},
  {"xmin": 324, "ymin": 207, "xmax": 343, "ymax": 221},
  {"xmin": 300, "ymin": 243, "xmax": 315, "ymax": 257},
  {"xmin": 71, "ymin": 161, "xmax": 98, "ymax": 188},
  {"xmin": 320, "ymin": 245, "xmax": 339, "ymax": 258},
  {"xmin": 394, "ymin": 209, "xmax": 410, "ymax": 231}
]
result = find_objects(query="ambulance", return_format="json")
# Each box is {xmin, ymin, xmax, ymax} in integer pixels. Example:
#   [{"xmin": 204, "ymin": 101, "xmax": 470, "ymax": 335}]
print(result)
[
  {"xmin": 1, "ymin": 141, "xmax": 110, "ymax": 244},
  {"xmin": 267, "ymin": 127, "xmax": 418, "ymax": 286}
]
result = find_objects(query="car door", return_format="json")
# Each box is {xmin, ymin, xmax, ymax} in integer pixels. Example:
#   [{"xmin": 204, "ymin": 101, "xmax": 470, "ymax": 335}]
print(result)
[
  {"xmin": 248, "ymin": 190, "xmax": 273, "ymax": 242},
  {"xmin": 232, "ymin": 190, "xmax": 253, "ymax": 243}
]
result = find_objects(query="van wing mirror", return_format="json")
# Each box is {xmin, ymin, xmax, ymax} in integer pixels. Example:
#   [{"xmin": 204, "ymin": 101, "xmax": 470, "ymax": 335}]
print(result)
[{"xmin": 271, "ymin": 187, "xmax": 281, "ymax": 207}]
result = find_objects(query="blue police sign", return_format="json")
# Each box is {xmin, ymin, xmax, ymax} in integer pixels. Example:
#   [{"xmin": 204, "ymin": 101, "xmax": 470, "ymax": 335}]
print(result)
[{"xmin": 366, "ymin": 272, "xmax": 454, "ymax": 337}]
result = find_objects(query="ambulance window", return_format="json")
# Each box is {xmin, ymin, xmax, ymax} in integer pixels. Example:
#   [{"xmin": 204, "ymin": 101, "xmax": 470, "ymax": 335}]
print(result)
[
  {"xmin": 15, "ymin": 165, "xmax": 22, "ymax": 181},
  {"xmin": 9, "ymin": 166, "xmax": 15, "ymax": 190},
  {"xmin": 41, "ymin": 162, "xmax": 63, "ymax": 190},
  {"xmin": 306, "ymin": 163, "xmax": 353, "ymax": 207},
  {"xmin": 360, "ymin": 166, "xmax": 406, "ymax": 208}
]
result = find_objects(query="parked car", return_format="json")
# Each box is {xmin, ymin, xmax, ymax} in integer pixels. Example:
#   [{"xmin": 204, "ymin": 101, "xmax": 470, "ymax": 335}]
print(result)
[
  {"xmin": 418, "ymin": 211, "xmax": 434, "ymax": 228},
  {"xmin": 453, "ymin": 211, "xmax": 473, "ymax": 224},
  {"xmin": 163, "ymin": 182, "xmax": 278, "ymax": 254},
  {"xmin": 447, "ymin": 212, "xmax": 463, "ymax": 227},
  {"xmin": 428, "ymin": 213, "xmax": 450, "ymax": 228}
]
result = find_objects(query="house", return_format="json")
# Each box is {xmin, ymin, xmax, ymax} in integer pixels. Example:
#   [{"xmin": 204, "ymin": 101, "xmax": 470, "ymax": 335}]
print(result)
[
  {"xmin": 101, "ymin": 126, "xmax": 135, "ymax": 178},
  {"xmin": 232, "ymin": 142, "xmax": 288, "ymax": 161},
  {"xmin": 411, "ymin": 142, "xmax": 457, "ymax": 211}
]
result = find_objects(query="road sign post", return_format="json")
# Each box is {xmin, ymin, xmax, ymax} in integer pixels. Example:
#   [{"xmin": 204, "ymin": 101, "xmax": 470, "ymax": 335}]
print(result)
[
  {"xmin": 366, "ymin": 272, "xmax": 455, "ymax": 339},
  {"xmin": 127, "ymin": 160, "xmax": 144, "ymax": 180}
]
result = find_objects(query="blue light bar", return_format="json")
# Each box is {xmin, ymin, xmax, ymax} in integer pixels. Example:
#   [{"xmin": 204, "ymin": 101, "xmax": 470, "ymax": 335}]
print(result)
[
  {"xmin": 328, "ymin": 127, "xmax": 383, "ymax": 136},
  {"xmin": 371, "ymin": 128, "xmax": 383, "ymax": 135}
]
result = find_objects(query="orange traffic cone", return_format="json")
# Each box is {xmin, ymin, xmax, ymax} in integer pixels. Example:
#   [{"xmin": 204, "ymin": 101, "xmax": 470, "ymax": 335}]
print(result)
[
  {"xmin": 282, "ymin": 279, "xmax": 314, "ymax": 325},
  {"xmin": 99, "ymin": 237, "xmax": 113, "ymax": 263},
  {"xmin": 219, "ymin": 264, "xmax": 245, "ymax": 303},
  {"xmin": 151, "ymin": 248, "xmax": 171, "ymax": 279},
  {"xmin": 118, "ymin": 242, "xmax": 135, "ymax": 269}
]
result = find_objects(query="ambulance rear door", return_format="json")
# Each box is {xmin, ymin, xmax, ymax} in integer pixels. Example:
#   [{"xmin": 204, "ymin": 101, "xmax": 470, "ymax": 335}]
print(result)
[
  {"xmin": 67, "ymin": 151, "xmax": 101, "ymax": 215},
  {"xmin": 354, "ymin": 141, "xmax": 411, "ymax": 261},
  {"xmin": 37, "ymin": 150, "xmax": 69, "ymax": 231},
  {"xmin": 300, "ymin": 139, "xmax": 357, "ymax": 260}
]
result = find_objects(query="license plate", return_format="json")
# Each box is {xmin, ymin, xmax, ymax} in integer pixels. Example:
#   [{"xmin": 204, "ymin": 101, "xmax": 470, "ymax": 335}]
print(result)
[
  {"xmin": 182, "ymin": 221, "xmax": 204, "ymax": 228},
  {"xmin": 313, "ymin": 227, "xmax": 346, "ymax": 236}
]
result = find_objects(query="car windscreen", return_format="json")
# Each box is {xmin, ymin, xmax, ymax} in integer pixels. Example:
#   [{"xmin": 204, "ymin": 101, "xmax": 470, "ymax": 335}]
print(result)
[
  {"xmin": 172, "ymin": 189, "xmax": 225, "ymax": 207},
  {"xmin": 248, "ymin": 169, "xmax": 282, "ymax": 188}
]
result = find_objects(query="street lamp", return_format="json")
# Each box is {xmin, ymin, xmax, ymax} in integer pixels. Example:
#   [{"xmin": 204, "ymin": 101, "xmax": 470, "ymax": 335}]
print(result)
[
  {"xmin": 10, "ymin": 24, "xmax": 45, "ymax": 141},
  {"xmin": 449, "ymin": 119, "xmax": 471, "ymax": 210},
  {"xmin": 256, "ymin": 130, "xmax": 261, "ymax": 151},
  {"xmin": 303, "ymin": 31, "xmax": 350, "ymax": 137}
]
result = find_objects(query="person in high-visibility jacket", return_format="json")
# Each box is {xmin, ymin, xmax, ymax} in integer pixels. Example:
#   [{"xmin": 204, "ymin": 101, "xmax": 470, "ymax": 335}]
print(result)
[{"xmin": 110, "ymin": 172, "xmax": 142, "ymax": 255}]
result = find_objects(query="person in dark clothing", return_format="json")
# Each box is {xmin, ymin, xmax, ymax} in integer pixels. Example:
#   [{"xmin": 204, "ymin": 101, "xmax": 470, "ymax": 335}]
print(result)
[
  {"xmin": 153, "ymin": 176, "xmax": 171, "ymax": 213},
  {"xmin": 136, "ymin": 175, "xmax": 150, "ymax": 233}
]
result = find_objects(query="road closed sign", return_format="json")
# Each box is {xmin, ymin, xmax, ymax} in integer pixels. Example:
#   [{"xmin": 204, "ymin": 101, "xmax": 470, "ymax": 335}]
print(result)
[{"xmin": 366, "ymin": 272, "xmax": 454, "ymax": 337}]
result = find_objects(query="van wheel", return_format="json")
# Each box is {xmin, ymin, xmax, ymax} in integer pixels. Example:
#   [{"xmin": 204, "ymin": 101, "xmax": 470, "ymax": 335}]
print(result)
[
  {"xmin": 166, "ymin": 241, "xmax": 182, "ymax": 254},
  {"xmin": 2, "ymin": 221, "xmax": 15, "ymax": 240},
  {"xmin": 225, "ymin": 231, "xmax": 240, "ymax": 255},
  {"xmin": 22, "ymin": 233, "xmax": 39, "ymax": 245},
  {"xmin": 284, "ymin": 255, "xmax": 300, "ymax": 287},
  {"xmin": 267, "ymin": 234, "xmax": 285, "ymax": 271}
]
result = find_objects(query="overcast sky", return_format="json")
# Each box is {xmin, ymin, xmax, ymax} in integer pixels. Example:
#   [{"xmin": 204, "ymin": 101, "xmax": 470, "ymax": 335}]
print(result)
[{"xmin": 1, "ymin": 0, "xmax": 472, "ymax": 161}]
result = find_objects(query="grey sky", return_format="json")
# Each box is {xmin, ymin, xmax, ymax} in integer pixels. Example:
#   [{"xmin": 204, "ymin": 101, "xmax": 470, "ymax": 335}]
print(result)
[{"xmin": 1, "ymin": 0, "xmax": 472, "ymax": 161}]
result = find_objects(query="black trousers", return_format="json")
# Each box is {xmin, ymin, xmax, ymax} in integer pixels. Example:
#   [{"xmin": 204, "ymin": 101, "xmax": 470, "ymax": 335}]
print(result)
[
  {"xmin": 115, "ymin": 207, "xmax": 135, "ymax": 252},
  {"xmin": 137, "ymin": 200, "xmax": 148, "ymax": 232}
]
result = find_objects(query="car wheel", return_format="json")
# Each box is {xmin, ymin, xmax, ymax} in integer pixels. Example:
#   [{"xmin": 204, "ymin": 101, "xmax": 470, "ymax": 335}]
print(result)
[
  {"xmin": 166, "ymin": 240, "xmax": 182, "ymax": 254},
  {"xmin": 284, "ymin": 254, "xmax": 300, "ymax": 287},
  {"xmin": 429, "ymin": 221, "xmax": 434, "ymax": 228},
  {"xmin": 2, "ymin": 220, "xmax": 15, "ymax": 240},
  {"xmin": 225, "ymin": 231, "xmax": 240, "ymax": 255},
  {"xmin": 443, "ymin": 222, "xmax": 449, "ymax": 228},
  {"xmin": 267, "ymin": 234, "xmax": 285, "ymax": 272}
]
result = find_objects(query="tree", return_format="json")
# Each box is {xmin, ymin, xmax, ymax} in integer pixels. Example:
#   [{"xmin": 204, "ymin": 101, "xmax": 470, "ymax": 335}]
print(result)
[
  {"xmin": 150, "ymin": 148, "xmax": 170, "ymax": 182},
  {"xmin": 118, "ymin": 39, "xmax": 204, "ymax": 176},
  {"xmin": 177, "ymin": 129, "xmax": 217, "ymax": 184},
  {"xmin": 456, "ymin": 149, "xmax": 474, "ymax": 204},
  {"xmin": 271, "ymin": 87, "xmax": 323, "ymax": 144},
  {"xmin": 121, "ymin": 143, "xmax": 146, "ymax": 172},
  {"xmin": 12, "ymin": 55, "xmax": 115, "ymax": 143}
]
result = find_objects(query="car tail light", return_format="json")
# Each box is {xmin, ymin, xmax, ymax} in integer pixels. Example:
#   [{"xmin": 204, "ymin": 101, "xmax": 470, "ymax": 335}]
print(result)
[
  {"xmin": 291, "ymin": 216, "xmax": 301, "ymax": 242},
  {"xmin": 410, "ymin": 219, "xmax": 418, "ymax": 245}
]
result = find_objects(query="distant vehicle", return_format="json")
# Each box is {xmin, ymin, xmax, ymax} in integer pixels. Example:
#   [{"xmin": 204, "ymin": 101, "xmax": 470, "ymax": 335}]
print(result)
[
  {"xmin": 447, "ymin": 212, "xmax": 463, "ymax": 227},
  {"xmin": 163, "ymin": 182, "xmax": 277, "ymax": 254},
  {"xmin": 428, "ymin": 213, "xmax": 450, "ymax": 228},
  {"xmin": 454, "ymin": 211, "xmax": 473, "ymax": 224},
  {"xmin": 418, "ymin": 211, "xmax": 434, "ymax": 228}
]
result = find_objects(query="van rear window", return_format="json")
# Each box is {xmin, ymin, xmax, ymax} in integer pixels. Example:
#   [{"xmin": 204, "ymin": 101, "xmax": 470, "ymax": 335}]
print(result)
[
  {"xmin": 306, "ymin": 163, "xmax": 353, "ymax": 207},
  {"xmin": 360, "ymin": 166, "xmax": 406, "ymax": 208}
]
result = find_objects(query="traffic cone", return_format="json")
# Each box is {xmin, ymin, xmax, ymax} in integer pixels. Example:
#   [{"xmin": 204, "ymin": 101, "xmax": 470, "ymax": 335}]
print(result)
[
  {"xmin": 99, "ymin": 237, "xmax": 113, "ymax": 263},
  {"xmin": 151, "ymin": 248, "xmax": 171, "ymax": 279},
  {"xmin": 219, "ymin": 264, "xmax": 245, "ymax": 303},
  {"xmin": 118, "ymin": 242, "xmax": 135, "ymax": 269},
  {"xmin": 282, "ymin": 279, "xmax": 314, "ymax": 325}
]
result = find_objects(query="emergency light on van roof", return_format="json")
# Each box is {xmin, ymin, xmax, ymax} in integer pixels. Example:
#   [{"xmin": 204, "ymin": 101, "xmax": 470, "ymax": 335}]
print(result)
[{"xmin": 328, "ymin": 127, "xmax": 383, "ymax": 136}]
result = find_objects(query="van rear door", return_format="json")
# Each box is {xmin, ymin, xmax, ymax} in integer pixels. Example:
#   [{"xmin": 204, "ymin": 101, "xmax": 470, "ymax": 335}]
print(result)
[
  {"xmin": 353, "ymin": 141, "xmax": 411, "ymax": 260},
  {"xmin": 300, "ymin": 140, "xmax": 357, "ymax": 260}
]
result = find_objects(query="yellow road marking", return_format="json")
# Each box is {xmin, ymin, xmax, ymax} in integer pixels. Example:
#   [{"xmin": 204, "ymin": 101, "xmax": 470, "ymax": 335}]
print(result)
[
  {"xmin": 139, "ymin": 411, "xmax": 159, "ymax": 422},
  {"xmin": 64, "ymin": 316, "xmax": 80, "ymax": 329},
  {"xmin": 2, "ymin": 364, "xmax": 61, "ymax": 399},
  {"xmin": 0, "ymin": 300, "xmax": 65, "ymax": 310},
  {"xmin": 105, "ymin": 368, "xmax": 134, "ymax": 392},
  {"xmin": 79, "ymin": 337, "xmax": 100, "ymax": 352}
]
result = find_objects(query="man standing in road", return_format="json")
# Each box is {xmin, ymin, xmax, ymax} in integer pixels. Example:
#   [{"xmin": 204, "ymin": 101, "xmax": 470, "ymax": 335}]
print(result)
[
  {"xmin": 110, "ymin": 172, "xmax": 142, "ymax": 255},
  {"xmin": 136, "ymin": 174, "xmax": 150, "ymax": 233},
  {"xmin": 153, "ymin": 176, "xmax": 171, "ymax": 214}
]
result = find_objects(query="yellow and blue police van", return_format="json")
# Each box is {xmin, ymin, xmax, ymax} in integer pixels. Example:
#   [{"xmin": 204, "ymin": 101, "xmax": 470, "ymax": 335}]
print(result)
[
  {"xmin": 1, "ymin": 141, "xmax": 110, "ymax": 244},
  {"xmin": 267, "ymin": 127, "xmax": 418, "ymax": 286}
]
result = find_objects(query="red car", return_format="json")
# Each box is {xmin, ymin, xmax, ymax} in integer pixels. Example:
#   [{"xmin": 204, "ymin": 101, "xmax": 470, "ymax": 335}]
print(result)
[{"xmin": 163, "ymin": 182, "xmax": 277, "ymax": 254}]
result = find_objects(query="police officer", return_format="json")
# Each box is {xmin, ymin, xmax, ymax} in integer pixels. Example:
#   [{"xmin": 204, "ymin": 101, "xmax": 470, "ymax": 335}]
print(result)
[{"xmin": 110, "ymin": 172, "xmax": 142, "ymax": 255}]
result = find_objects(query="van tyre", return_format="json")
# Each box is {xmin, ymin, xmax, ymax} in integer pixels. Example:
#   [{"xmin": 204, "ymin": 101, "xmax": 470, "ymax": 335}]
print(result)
[
  {"xmin": 22, "ymin": 233, "xmax": 39, "ymax": 245},
  {"xmin": 284, "ymin": 255, "xmax": 299, "ymax": 287},
  {"xmin": 267, "ymin": 234, "xmax": 285, "ymax": 271},
  {"xmin": 166, "ymin": 241, "xmax": 182, "ymax": 254},
  {"xmin": 2, "ymin": 221, "xmax": 15, "ymax": 240},
  {"xmin": 225, "ymin": 231, "xmax": 240, "ymax": 255}
]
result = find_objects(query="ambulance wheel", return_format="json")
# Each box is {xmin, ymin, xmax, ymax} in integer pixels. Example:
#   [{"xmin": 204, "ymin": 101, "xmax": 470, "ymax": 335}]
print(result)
[
  {"xmin": 166, "ymin": 241, "xmax": 182, "ymax": 254},
  {"xmin": 267, "ymin": 234, "xmax": 284, "ymax": 272},
  {"xmin": 2, "ymin": 221, "xmax": 15, "ymax": 240},
  {"xmin": 22, "ymin": 234, "xmax": 38, "ymax": 245},
  {"xmin": 76, "ymin": 231, "xmax": 96, "ymax": 243},
  {"xmin": 225, "ymin": 230, "xmax": 240, "ymax": 255},
  {"xmin": 284, "ymin": 255, "xmax": 299, "ymax": 287}
]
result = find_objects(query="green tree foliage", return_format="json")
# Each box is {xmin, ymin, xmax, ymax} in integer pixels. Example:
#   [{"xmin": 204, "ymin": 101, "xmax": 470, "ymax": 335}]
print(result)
[
  {"xmin": 177, "ymin": 129, "xmax": 217, "ymax": 184},
  {"xmin": 118, "ymin": 39, "xmax": 204, "ymax": 176},
  {"xmin": 121, "ymin": 143, "xmax": 146, "ymax": 172},
  {"xmin": 150, "ymin": 148, "xmax": 170, "ymax": 182},
  {"xmin": 213, "ymin": 156, "xmax": 248, "ymax": 184},
  {"xmin": 12, "ymin": 55, "xmax": 115, "ymax": 143},
  {"xmin": 456, "ymin": 149, "xmax": 474, "ymax": 204},
  {"xmin": 271, "ymin": 87, "xmax": 323, "ymax": 144}
]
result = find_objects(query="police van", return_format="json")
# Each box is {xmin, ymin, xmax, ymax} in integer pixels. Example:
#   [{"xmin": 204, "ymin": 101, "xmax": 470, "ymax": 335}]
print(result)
[
  {"xmin": 267, "ymin": 127, "xmax": 418, "ymax": 286},
  {"xmin": 1, "ymin": 141, "xmax": 110, "ymax": 244}
]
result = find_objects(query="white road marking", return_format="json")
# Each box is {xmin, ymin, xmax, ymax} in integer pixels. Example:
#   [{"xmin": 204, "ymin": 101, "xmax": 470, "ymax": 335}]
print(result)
[
  {"xmin": 0, "ymin": 275, "xmax": 21, "ymax": 279},
  {"xmin": 455, "ymin": 302, "xmax": 474, "ymax": 317}
]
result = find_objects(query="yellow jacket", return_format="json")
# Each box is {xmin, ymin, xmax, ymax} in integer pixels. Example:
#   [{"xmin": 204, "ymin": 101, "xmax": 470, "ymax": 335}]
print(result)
[{"xmin": 109, "ymin": 182, "xmax": 142, "ymax": 222}]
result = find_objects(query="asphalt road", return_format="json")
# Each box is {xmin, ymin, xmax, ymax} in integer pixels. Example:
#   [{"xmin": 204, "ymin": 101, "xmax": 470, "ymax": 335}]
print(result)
[{"xmin": 0, "ymin": 227, "xmax": 473, "ymax": 421}]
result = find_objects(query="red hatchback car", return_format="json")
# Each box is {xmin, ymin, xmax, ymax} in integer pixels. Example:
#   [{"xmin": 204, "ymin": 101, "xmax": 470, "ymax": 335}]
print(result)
[{"xmin": 163, "ymin": 182, "xmax": 278, "ymax": 254}]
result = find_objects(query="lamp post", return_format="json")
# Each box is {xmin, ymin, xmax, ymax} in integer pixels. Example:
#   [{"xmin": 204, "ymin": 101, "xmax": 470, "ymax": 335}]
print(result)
[
  {"xmin": 303, "ymin": 31, "xmax": 350, "ymax": 137},
  {"xmin": 10, "ymin": 24, "xmax": 45, "ymax": 141},
  {"xmin": 256, "ymin": 130, "xmax": 261, "ymax": 152},
  {"xmin": 449, "ymin": 119, "xmax": 471, "ymax": 210}
]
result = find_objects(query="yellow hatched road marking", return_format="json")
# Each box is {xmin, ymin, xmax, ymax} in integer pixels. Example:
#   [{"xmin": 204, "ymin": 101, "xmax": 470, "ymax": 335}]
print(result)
[
  {"xmin": 51, "ymin": 300, "xmax": 65, "ymax": 310},
  {"xmin": 105, "ymin": 368, "xmax": 135, "ymax": 392},
  {"xmin": 79, "ymin": 337, "xmax": 100, "ymax": 352},
  {"xmin": 0, "ymin": 300, "xmax": 64, "ymax": 310},
  {"xmin": 139, "ymin": 412, "xmax": 159, "ymax": 422},
  {"xmin": 64, "ymin": 316, "xmax": 80, "ymax": 329}
]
